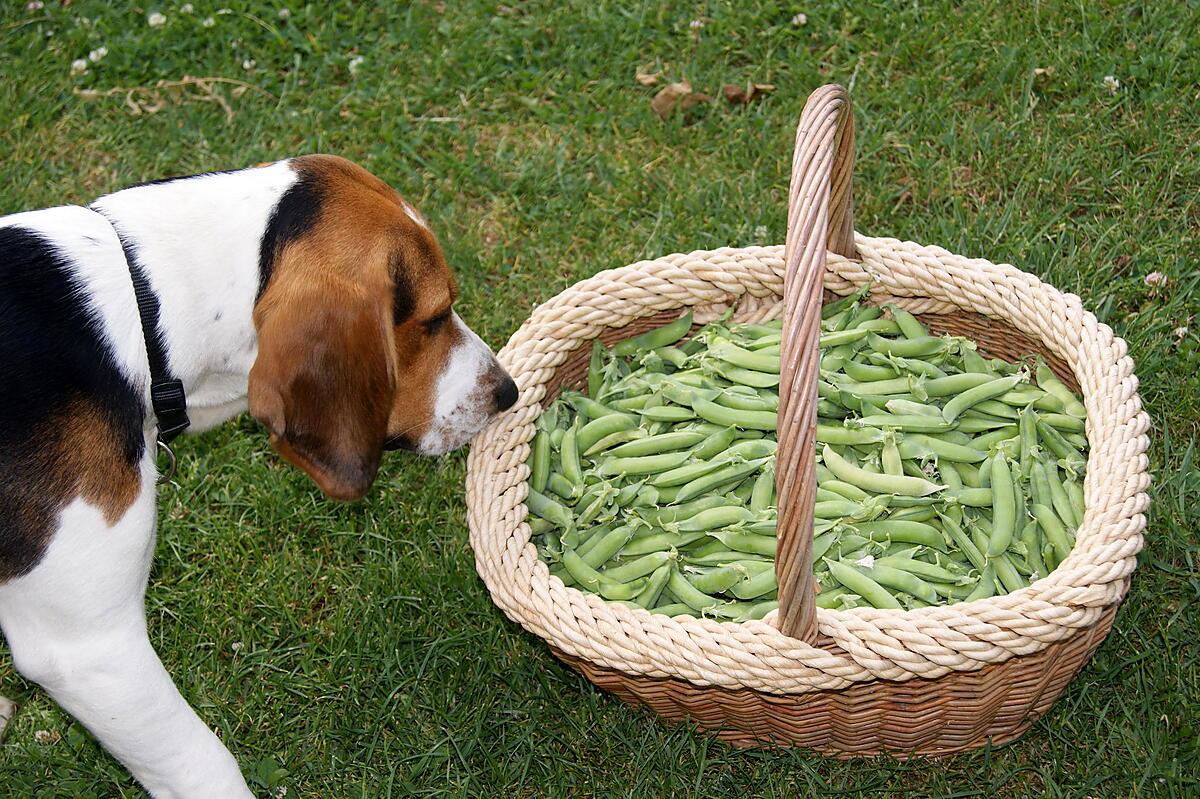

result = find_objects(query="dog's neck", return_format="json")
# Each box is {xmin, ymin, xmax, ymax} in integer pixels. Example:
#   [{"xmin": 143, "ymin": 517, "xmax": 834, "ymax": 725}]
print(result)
[{"xmin": 91, "ymin": 162, "xmax": 299, "ymax": 432}]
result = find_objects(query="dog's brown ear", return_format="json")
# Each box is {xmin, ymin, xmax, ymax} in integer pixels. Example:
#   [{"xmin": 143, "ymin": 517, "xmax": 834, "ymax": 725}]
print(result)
[{"xmin": 249, "ymin": 284, "xmax": 395, "ymax": 501}]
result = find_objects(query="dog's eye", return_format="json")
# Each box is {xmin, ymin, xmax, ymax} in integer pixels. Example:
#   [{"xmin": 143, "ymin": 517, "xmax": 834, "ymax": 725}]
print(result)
[{"xmin": 423, "ymin": 311, "xmax": 451, "ymax": 334}]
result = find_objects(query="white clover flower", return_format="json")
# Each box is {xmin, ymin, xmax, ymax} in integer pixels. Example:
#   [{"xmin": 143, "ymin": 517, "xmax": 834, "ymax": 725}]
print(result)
[
  {"xmin": 181, "ymin": 3, "xmax": 194, "ymax": 12},
  {"xmin": 278, "ymin": 8, "xmax": 291, "ymax": 20},
  {"xmin": 688, "ymin": 19, "xmax": 705, "ymax": 29},
  {"xmin": 231, "ymin": 641, "xmax": 243, "ymax": 652},
  {"xmin": 1103, "ymin": 75, "xmax": 1120, "ymax": 94},
  {"xmin": 791, "ymin": 12, "xmax": 808, "ymax": 26},
  {"xmin": 148, "ymin": 11, "xmax": 166, "ymax": 27},
  {"xmin": 1144, "ymin": 271, "xmax": 1168, "ymax": 287},
  {"xmin": 242, "ymin": 58, "xmax": 256, "ymax": 71},
  {"xmin": 753, "ymin": 225, "xmax": 769, "ymax": 240},
  {"xmin": 1173, "ymin": 326, "xmax": 1188, "ymax": 341},
  {"xmin": 26, "ymin": 0, "xmax": 45, "ymax": 10},
  {"xmin": 88, "ymin": 46, "xmax": 107, "ymax": 63},
  {"xmin": 202, "ymin": 16, "xmax": 215, "ymax": 27},
  {"xmin": 70, "ymin": 58, "xmax": 88, "ymax": 75},
  {"xmin": 348, "ymin": 55, "xmax": 365, "ymax": 74}
]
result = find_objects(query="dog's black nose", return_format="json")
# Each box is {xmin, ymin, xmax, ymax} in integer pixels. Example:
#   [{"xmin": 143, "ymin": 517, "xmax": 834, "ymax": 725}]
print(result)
[{"xmin": 494, "ymin": 376, "xmax": 518, "ymax": 412}]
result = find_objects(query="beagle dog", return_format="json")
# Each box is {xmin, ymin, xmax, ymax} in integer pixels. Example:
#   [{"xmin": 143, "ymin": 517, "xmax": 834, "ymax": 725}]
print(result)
[{"xmin": 0, "ymin": 156, "xmax": 517, "ymax": 797}]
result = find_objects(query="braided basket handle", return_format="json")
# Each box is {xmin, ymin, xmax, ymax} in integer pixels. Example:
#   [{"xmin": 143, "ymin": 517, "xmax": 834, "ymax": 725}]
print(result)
[{"xmin": 774, "ymin": 85, "xmax": 857, "ymax": 641}]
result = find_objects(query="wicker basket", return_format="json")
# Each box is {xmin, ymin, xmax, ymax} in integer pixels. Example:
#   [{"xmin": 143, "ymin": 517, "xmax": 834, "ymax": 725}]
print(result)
[{"xmin": 465, "ymin": 85, "xmax": 1150, "ymax": 757}]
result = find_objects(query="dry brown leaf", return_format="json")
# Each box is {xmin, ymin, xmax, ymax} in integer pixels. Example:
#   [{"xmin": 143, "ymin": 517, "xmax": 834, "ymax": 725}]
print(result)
[
  {"xmin": 723, "ymin": 82, "xmax": 777, "ymax": 105},
  {"xmin": 635, "ymin": 66, "xmax": 660, "ymax": 86},
  {"xmin": 651, "ymin": 81, "xmax": 711, "ymax": 119}
]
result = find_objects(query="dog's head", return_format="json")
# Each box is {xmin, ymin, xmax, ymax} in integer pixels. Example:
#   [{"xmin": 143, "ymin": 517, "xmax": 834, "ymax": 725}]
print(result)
[{"xmin": 248, "ymin": 155, "xmax": 516, "ymax": 501}]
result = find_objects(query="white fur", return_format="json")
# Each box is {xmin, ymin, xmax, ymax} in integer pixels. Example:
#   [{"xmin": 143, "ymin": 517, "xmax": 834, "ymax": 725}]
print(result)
[
  {"xmin": 416, "ymin": 313, "xmax": 499, "ymax": 455},
  {"xmin": 0, "ymin": 161, "xmax": 505, "ymax": 797}
]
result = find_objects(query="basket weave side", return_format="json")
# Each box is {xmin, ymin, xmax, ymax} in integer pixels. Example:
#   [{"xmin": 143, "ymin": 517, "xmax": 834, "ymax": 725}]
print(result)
[{"xmin": 549, "ymin": 603, "xmax": 1116, "ymax": 757}]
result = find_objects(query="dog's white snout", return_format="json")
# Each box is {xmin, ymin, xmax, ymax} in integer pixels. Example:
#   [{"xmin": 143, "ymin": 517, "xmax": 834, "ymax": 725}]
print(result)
[{"xmin": 416, "ymin": 313, "xmax": 513, "ymax": 456}]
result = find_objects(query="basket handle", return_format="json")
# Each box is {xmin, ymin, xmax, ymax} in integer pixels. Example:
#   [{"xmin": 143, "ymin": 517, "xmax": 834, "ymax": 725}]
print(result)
[{"xmin": 774, "ymin": 85, "xmax": 857, "ymax": 641}]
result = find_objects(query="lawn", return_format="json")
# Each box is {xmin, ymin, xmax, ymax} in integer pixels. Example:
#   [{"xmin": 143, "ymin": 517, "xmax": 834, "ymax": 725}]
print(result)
[{"xmin": 1, "ymin": 1, "xmax": 1198, "ymax": 797}]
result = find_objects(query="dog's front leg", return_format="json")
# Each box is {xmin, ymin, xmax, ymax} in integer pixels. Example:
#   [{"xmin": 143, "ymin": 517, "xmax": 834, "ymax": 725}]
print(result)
[{"xmin": 0, "ymin": 480, "xmax": 254, "ymax": 799}]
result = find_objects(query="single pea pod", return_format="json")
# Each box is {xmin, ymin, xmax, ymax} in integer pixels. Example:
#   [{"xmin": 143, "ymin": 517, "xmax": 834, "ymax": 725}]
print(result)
[
  {"xmin": 676, "ymin": 457, "xmax": 771, "ymax": 503},
  {"xmin": 649, "ymin": 602, "xmax": 693, "ymax": 616},
  {"xmin": 638, "ymin": 405, "xmax": 697, "ymax": 422},
  {"xmin": 568, "ymin": 394, "xmax": 626, "ymax": 420},
  {"xmin": 559, "ymin": 420, "xmax": 583, "ymax": 487},
  {"xmin": 941, "ymin": 374, "xmax": 1024, "ymax": 423},
  {"xmin": 587, "ymin": 340, "xmax": 605, "ymax": 398},
  {"xmin": 857, "ymin": 562, "xmax": 940, "ymax": 604},
  {"xmin": 691, "ymin": 397, "xmax": 778, "ymax": 431},
  {"xmin": 527, "ymin": 489, "xmax": 573, "ymax": 529},
  {"xmin": 530, "ymin": 428, "xmax": 551, "ymax": 493},
  {"xmin": 817, "ymin": 424, "xmax": 886, "ymax": 446},
  {"xmin": 728, "ymin": 567, "xmax": 778, "ymax": 600},
  {"xmin": 560, "ymin": 550, "xmax": 648, "ymax": 601},
  {"xmin": 607, "ymin": 429, "xmax": 707, "ymax": 458},
  {"xmin": 706, "ymin": 529, "xmax": 776, "ymax": 557},
  {"xmin": 866, "ymin": 333, "xmax": 948, "ymax": 358},
  {"xmin": 711, "ymin": 363, "xmax": 781, "ymax": 389},
  {"xmin": 884, "ymin": 304, "xmax": 929, "ymax": 339},
  {"xmin": 612, "ymin": 310, "xmax": 694, "ymax": 357},
  {"xmin": 583, "ymin": 428, "xmax": 646, "ymax": 457},
  {"xmin": 821, "ymin": 445, "xmax": 945, "ymax": 497},
  {"xmin": 581, "ymin": 525, "xmax": 637, "ymax": 569},
  {"xmin": 986, "ymin": 451, "xmax": 1016, "ymax": 557},
  {"xmin": 750, "ymin": 463, "xmax": 776, "ymax": 514},
  {"xmin": 620, "ymin": 531, "xmax": 709, "ymax": 557},
  {"xmin": 825, "ymin": 560, "xmax": 903, "ymax": 609},
  {"xmin": 632, "ymin": 564, "xmax": 672, "ymax": 609},
  {"xmin": 1031, "ymin": 503, "xmax": 1074, "ymax": 563},
  {"xmin": 1036, "ymin": 361, "xmax": 1087, "ymax": 418},
  {"xmin": 546, "ymin": 472, "xmax": 579, "ymax": 501},
  {"xmin": 602, "ymin": 550, "xmax": 675, "ymax": 583},
  {"xmin": 991, "ymin": 552, "xmax": 1027, "ymax": 594},
  {"xmin": 676, "ymin": 505, "xmax": 755, "ymax": 532},
  {"xmin": 709, "ymin": 339, "xmax": 782, "ymax": 374},
  {"xmin": 597, "ymin": 450, "xmax": 692, "ymax": 478},
  {"xmin": 690, "ymin": 424, "xmax": 739, "ymax": 460},
  {"xmin": 896, "ymin": 434, "xmax": 987, "ymax": 463},
  {"xmin": 963, "ymin": 564, "xmax": 996, "ymax": 602},
  {"xmin": 1043, "ymin": 461, "xmax": 1080, "ymax": 529},
  {"xmin": 849, "ymin": 520, "xmax": 949, "ymax": 551}
]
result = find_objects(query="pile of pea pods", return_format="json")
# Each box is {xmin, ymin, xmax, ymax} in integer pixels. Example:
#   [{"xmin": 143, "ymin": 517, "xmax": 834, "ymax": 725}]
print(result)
[{"xmin": 526, "ymin": 289, "xmax": 1089, "ymax": 620}]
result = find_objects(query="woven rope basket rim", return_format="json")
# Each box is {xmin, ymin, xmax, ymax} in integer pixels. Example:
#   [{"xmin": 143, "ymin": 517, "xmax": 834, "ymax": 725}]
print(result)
[{"xmin": 465, "ymin": 234, "xmax": 1150, "ymax": 696}]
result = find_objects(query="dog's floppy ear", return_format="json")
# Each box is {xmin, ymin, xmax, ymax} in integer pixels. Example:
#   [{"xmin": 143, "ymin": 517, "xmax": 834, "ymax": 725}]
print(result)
[{"xmin": 249, "ymin": 283, "xmax": 395, "ymax": 501}]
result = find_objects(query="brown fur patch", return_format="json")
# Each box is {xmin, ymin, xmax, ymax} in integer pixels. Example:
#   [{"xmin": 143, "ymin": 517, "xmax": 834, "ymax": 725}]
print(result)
[
  {"xmin": 249, "ymin": 155, "xmax": 459, "ymax": 500},
  {"xmin": 0, "ymin": 398, "xmax": 140, "ymax": 583}
]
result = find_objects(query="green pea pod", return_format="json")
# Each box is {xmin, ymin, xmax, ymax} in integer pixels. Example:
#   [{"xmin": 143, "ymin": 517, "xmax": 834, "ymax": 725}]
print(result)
[
  {"xmin": 706, "ymin": 530, "xmax": 776, "ymax": 557},
  {"xmin": 850, "ymin": 520, "xmax": 949, "ymax": 551},
  {"xmin": 1020, "ymin": 520, "xmax": 1048, "ymax": 579},
  {"xmin": 728, "ymin": 567, "xmax": 778, "ymax": 600},
  {"xmin": 637, "ymin": 495, "xmax": 728, "ymax": 526},
  {"xmin": 884, "ymin": 304, "xmax": 929, "ymax": 339},
  {"xmin": 607, "ymin": 430, "xmax": 706, "ymax": 458},
  {"xmin": 560, "ymin": 420, "xmax": 583, "ymax": 487},
  {"xmin": 709, "ymin": 340, "xmax": 782, "ymax": 374},
  {"xmin": 587, "ymin": 340, "xmax": 605, "ymax": 398},
  {"xmin": 676, "ymin": 457, "xmax": 771, "ymax": 503},
  {"xmin": 546, "ymin": 472, "xmax": 578, "ymax": 501},
  {"xmin": 750, "ymin": 464, "xmax": 776, "ymax": 513},
  {"xmin": 598, "ymin": 450, "xmax": 692, "ymax": 477},
  {"xmin": 711, "ymin": 363, "xmax": 781, "ymax": 388},
  {"xmin": 603, "ymin": 551, "xmax": 675, "ymax": 583},
  {"xmin": 941, "ymin": 374, "xmax": 1024, "ymax": 423},
  {"xmin": 633, "ymin": 564, "xmax": 672, "ymax": 608},
  {"xmin": 612, "ymin": 310, "xmax": 694, "ymax": 357},
  {"xmin": 844, "ymin": 360, "xmax": 898, "ymax": 382},
  {"xmin": 691, "ymin": 424, "xmax": 739, "ymax": 460},
  {"xmin": 527, "ymin": 489, "xmax": 573, "ymax": 529},
  {"xmin": 581, "ymin": 525, "xmax": 636, "ymax": 569},
  {"xmin": 1044, "ymin": 461, "xmax": 1080, "ymax": 529},
  {"xmin": 530, "ymin": 428, "xmax": 551, "ymax": 493},
  {"xmin": 649, "ymin": 602, "xmax": 693, "ymax": 616},
  {"xmin": 817, "ymin": 425, "xmax": 886, "ymax": 446},
  {"xmin": 922, "ymin": 372, "xmax": 996, "ymax": 397},
  {"xmin": 676, "ymin": 505, "xmax": 755, "ymax": 532},
  {"xmin": 638, "ymin": 405, "xmax": 695, "ymax": 422},
  {"xmin": 568, "ymin": 394, "xmax": 625, "ymax": 420},
  {"xmin": 825, "ymin": 560, "xmax": 903, "ymax": 609},
  {"xmin": 1036, "ymin": 419, "xmax": 1086, "ymax": 470},
  {"xmin": 992, "ymin": 552, "xmax": 1027, "ymax": 594},
  {"xmin": 986, "ymin": 451, "xmax": 1016, "ymax": 557},
  {"xmin": 1031, "ymin": 503, "xmax": 1074, "ymax": 563},
  {"xmin": 1036, "ymin": 361, "xmax": 1087, "ymax": 418},
  {"xmin": 963, "ymin": 565, "xmax": 996, "ymax": 601},
  {"xmin": 583, "ymin": 428, "xmax": 645, "ymax": 457},
  {"xmin": 822, "ymin": 445, "xmax": 944, "ymax": 497},
  {"xmin": 692, "ymin": 397, "xmax": 777, "ymax": 430}
]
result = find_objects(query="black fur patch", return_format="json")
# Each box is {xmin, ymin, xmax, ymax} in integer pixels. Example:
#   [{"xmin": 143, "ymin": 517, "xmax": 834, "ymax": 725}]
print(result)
[
  {"xmin": 0, "ymin": 227, "xmax": 144, "ymax": 581},
  {"xmin": 257, "ymin": 173, "xmax": 324, "ymax": 299},
  {"xmin": 392, "ymin": 254, "xmax": 415, "ymax": 324}
]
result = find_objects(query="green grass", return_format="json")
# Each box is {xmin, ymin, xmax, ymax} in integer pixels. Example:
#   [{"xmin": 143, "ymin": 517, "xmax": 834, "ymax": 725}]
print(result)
[{"xmin": 2, "ymin": 1, "xmax": 1199, "ymax": 796}]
